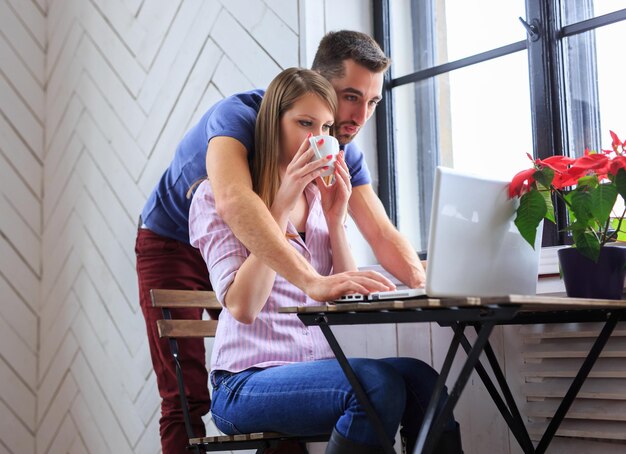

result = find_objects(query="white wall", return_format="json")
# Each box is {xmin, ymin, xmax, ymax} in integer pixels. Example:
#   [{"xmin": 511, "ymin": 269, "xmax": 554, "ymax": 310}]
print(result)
[{"xmin": 0, "ymin": 0, "xmax": 45, "ymax": 452}]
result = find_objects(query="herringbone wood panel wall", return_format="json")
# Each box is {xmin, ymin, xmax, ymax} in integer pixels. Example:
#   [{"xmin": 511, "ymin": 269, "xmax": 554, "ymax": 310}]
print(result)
[{"xmin": 1, "ymin": 0, "xmax": 299, "ymax": 452}]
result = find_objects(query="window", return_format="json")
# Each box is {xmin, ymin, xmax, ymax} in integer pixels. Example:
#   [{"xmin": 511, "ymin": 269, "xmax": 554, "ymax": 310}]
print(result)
[{"xmin": 374, "ymin": 0, "xmax": 626, "ymax": 253}]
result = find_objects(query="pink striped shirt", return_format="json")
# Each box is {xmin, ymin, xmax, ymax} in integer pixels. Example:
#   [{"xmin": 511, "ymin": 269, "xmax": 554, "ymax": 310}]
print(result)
[{"xmin": 189, "ymin": 180, "xmax": 335, "ymax": 373}]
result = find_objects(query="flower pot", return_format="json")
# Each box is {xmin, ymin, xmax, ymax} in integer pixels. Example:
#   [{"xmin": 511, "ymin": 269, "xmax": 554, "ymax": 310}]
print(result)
[{"xmin": 558, "ymin": 246, "xmax": 626, "ymax": 299}]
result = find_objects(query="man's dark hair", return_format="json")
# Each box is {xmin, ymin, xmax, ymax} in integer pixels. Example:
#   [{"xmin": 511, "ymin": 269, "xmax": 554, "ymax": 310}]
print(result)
[{"xmin": 311, "ymin": 30, "xmax": 391, "ymax": 80}]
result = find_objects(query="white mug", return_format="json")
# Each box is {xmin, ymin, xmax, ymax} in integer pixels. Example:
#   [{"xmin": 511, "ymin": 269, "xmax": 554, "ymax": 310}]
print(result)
[{"xmin": 309, "ymin": 135, "xmax": 340, "ymax": 177}]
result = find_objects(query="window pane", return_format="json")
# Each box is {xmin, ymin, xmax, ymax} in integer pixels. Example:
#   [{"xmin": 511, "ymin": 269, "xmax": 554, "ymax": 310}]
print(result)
[
  {"xmin": 561, "ymin": 1, "xmax": 626, "ymax": 26},
  {"xmin": 393, "ymin": 52, "xmax": 533, "ymax": 250},
  {"xmin": 562, "ymin": 20, "xmax": 626, "ymax": 155},
  {"xmin": 390, "ymin": 0, "xmax": 526, "ymax": 77}
]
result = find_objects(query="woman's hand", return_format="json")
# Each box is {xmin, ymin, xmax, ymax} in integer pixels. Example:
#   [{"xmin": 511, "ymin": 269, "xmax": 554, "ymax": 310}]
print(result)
[
  {"xmin": 271, "ymin": 135, "xmax": 330, "ymax": 223},
  {"xmin": 318, "ymin": 151, "xmax": 352, "ymax": 229}
]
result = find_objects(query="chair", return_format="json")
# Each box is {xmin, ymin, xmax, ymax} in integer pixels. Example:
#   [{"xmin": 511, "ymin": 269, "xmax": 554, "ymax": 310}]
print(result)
[{"xmin": 151, "ymin": 288, "xmax": 330, "ymax": 453}]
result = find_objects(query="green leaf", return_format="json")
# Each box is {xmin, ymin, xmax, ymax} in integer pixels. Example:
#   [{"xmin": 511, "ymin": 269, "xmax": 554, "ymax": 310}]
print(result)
[
  {"xmin": 612, "ymin": 218, "xmax": 626, "ymax": 242},
  {"xmin": 615, "ymin": 168, "xmax": 626, "ymax": 201},
  {"xmin": 572, "ymin": 230, "xmax": 601, "ymax": 262},
  {"xmin": 538, "ymin": 184, "xmax": 555, "ymax": 223},
  {"xmin": 577, "ymin": 174, "xmax": 599, "ymax": 188},
  {"xmin": 534, "ymin": 168, "xmax": 554, "ymax": 188},
  {"xmin": 514, "ymin": 189, "xmax": 547, "ymax": 248},
  {"xmin": 590, "ymin": 183, "xmax": 618, "ymax": 227},
  {"xmin": 569, "ymin": 190, "xmax": 593, "ymax": 225}
]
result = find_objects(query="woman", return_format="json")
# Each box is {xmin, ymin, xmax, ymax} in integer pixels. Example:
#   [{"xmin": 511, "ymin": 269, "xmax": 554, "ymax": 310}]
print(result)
[{"xmin": 189, "ymin": 68, "xmax": 463, "ymax": 453}]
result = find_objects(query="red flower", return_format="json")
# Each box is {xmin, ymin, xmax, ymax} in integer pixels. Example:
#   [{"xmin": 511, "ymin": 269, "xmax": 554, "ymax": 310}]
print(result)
[
  {"xmin": 610, "ymin": 130, "xmax": 623, "ymax": 152},
  {"xmin": 569, "ymin": 153, "xmax": 609, "ymax": 176},
  {"xmin": 536, "ymin": 155, "xmax": 576, "ymax": 172},
  {"xmin": 508, "ymin": 168, "xmax": 536, "ymax": 198},
  {"xmin": 609, "ymin": 156, "xmax": 626, "ymax": 176}
]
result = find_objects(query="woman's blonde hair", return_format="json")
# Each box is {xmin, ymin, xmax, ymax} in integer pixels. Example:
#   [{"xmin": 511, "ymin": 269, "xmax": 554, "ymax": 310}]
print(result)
[{"xmin": 253, "ymin": 68, "xmax": 337, "ymax": 208}]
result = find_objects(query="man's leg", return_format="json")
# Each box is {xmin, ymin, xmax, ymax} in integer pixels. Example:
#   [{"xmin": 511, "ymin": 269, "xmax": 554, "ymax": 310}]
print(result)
[
  {"xmin": 135, "ymin": 228, "xmax": 212, "ymax": 453},
  {"xmin": 209, "ymin": 358, "xmax": 406, "ymax": 447}
]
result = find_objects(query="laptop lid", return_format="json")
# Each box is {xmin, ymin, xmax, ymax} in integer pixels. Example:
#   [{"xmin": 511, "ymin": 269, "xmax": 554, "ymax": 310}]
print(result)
[
  {"xmin": 424, "ymin": 166, "xmax": 542, "ymax": 297},
  {"xmin": 334, "ymin": 166, "xmax": 542, "ymax": 302}
]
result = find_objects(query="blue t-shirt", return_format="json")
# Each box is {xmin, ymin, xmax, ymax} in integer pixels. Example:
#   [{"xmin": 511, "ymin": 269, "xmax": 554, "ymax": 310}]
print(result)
[{"xmin": 141, "ymin": 89, "xmax": 372, "ymax": 244}]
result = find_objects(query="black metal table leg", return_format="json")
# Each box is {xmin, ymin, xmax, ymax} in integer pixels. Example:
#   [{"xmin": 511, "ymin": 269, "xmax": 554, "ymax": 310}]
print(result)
[
  {"xmin": 414, "ymin": 323, "xmax": 465, "ymax": 454},
  {"xmin": 316, "ymin": 317, "xmax": 396, "ymax": 454},
  {"xmin": 460, "ymin": 330, "xmax": 534, "ymax": 453},
  {"xmin": 419, "ymin": 321, "xmax": 497, "ymax": 454}
]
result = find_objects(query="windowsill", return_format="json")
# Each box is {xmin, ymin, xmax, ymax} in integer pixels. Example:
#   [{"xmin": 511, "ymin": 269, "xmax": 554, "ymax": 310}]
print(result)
[{"xmin": 538, "ymin": 245, "xmax": 569, "ymax": 277}]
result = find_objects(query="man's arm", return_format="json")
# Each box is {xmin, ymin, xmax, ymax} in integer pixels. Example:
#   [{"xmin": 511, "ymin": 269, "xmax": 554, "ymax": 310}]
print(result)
[
  {"xmin": 206, "ymin": 137, "xmax": 395, "ymax": 300},
  {"xmin": 349, "ymin": 184, "xmax": 426, "ymax": 288}
]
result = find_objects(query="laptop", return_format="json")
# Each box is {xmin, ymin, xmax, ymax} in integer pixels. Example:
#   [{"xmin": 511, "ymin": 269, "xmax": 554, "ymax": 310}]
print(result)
[{"xmin": 335, "ymin": 166, "xmax": 543, "ymax": 302}]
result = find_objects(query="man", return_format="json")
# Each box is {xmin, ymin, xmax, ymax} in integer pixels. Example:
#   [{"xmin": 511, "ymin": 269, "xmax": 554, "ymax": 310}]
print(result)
[{"xmin": 136, "ymin": 30, "xmax": 426, "ymax": 453}]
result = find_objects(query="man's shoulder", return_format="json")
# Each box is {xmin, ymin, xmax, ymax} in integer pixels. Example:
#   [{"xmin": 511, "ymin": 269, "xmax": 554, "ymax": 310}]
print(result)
[{"xmin": 215, "ymin": 89, "xmax": 266, "ymax": 113}]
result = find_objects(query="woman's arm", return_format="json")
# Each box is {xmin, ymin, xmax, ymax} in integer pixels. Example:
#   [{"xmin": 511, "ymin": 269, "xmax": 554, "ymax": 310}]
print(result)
[{"xmin": 319, "ymin": 153, "xmax": 357, "ymax": 273}]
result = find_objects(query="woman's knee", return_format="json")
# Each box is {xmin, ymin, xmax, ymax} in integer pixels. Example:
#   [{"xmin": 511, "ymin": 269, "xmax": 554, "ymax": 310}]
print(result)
[{"xmin": 347, "ymin": 359, "xmax": 407, "ymax": 417}]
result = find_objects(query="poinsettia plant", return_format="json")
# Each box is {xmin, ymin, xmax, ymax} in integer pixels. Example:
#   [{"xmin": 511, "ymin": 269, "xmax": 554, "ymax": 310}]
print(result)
[{"xmin": 509, "ymin": 130, "xmax": 626, "ymax": 263}]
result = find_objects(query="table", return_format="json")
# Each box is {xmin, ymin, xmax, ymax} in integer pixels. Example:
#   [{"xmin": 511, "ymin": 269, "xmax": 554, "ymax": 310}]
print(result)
[{"xmin": 280, "ymin": 295, "xmax": 626, "ymax": 454}]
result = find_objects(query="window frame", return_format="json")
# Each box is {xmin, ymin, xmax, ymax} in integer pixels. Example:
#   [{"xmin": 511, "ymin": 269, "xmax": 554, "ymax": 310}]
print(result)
[{"xmin": 374, "ymin": 0, "xmax": 626, "ymax": 249}]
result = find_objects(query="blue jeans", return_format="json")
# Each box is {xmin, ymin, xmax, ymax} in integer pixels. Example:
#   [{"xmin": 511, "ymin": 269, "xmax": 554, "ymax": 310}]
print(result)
[{"xmin": 210, "ymin": 357, "xmax": 452, "ymax": 446}]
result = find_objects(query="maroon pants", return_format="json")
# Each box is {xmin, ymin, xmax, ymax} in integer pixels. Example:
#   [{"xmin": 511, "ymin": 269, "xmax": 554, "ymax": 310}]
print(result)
[{"xmin": 135, "ymin": 228, "xmax": 212, "ymax": 454}]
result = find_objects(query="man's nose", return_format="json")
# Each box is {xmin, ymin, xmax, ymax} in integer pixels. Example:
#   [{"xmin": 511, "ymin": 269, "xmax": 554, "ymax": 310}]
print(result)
[{"xmin": 352, "ymin": 102, "xmax": 368, "ymax": 125}]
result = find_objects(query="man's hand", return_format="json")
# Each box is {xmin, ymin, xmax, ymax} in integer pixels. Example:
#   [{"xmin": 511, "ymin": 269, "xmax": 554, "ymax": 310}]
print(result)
[{"xmin": 303, "ymin": 269, "xmax": 396, "ymax": 302}]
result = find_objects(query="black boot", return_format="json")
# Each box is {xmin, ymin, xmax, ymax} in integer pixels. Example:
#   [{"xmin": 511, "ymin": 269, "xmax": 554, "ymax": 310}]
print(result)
[
  {"xmin": 325, "ymin": 428, "xmax": 386, "ymax": 454},
  {"xmin": 403, "ymin": 422, "xmax": 463, "ymax": 454}
]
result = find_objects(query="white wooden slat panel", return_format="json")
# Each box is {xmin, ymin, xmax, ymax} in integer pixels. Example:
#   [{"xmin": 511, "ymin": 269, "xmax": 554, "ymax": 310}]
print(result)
[
  {"xmin": 46, "ymin": 8, "xmax": 80, "ymax": 82},
  {"xmin": 0, "ymin": 276, "xmax": 37, "ymax": 352},
  {"xmin": 133, "ymin": 410, "xmax": 161, "ymax": 454},
  {"xmin": 0, "ymin": 313, "xmax": 36, "ymax": 389},
  {"xmin": 0, "ymin": 35, "xmax": 44, "ymax": 123},
  {"xmin": 70, "ymin": 309, "xmax": 144, "ymax": 445},
  {"xmin": 211, "ymin": 54, "xmax": 255, "ymax": 98},
  {"xmin": 135, "ymin": 0, "xmax": 206, "ymax": 114},
  {"xmin": 0, "ymin": 110, "xmax": 42, "ymax": 197},
  {"xmin": 46, "ymin": 32, "xmax": 83, "ymax": 135},
  {"xmin": 74, "ymin": 72, "xmax": 147, "ymax": 180},
  {"xmin": 0, "ymin": 76, "xmax": 43, "ymax": 159},
  {"xmin": 46, "ymin": 415, "xmax": 78, "ymax": 454},
  {"xmin": 136, "ymin": 1, "xmax": 221, "ymax": 155},
  {"xmin": 36, "ymin": 373, "xmax": 78, "ymax": 454},
  {"xmin": 0, "ymin": 399, "xmax": 35, "ymax": 454},
  {"xmin": 74, "ymin": 130, "xmax": 137, "ymax": 263},
  {"xmin": 46, "ymin": 0, "xmax": 76, "ymax": 52},
  {"xmin": 37, "ymin": 332, "xmax": 79, "ymax": 425},
  {"xmin": 68, "ymin": 437, "xmax": 88, "ymax": 454},
  {"xmin": 71, "ymin": 353, "xmax": 134, "ymax": 454},
  {"xmin": 78, "ymin": 0, "xmax": 146, "ymax": 97},
  {"xmin": 45, "ymin": 93, "xmax": 83, "ymax": 186},
  {"xmin": 89, "ymin": 0, "xmax": 147, "ymax": 54},
  {"xmin": 266, "ymin": 0, "xmax": 299, "ymax": 33},
  {"xmin": 41, "ymin": 187, "xmax": 82, "ymax": 299},
  {"xmin": 75, "ymin": 113, "xmax": 145, "ymax": 224},
  {"xmin": 140, "ymin": 39, "xmax": 222, "ymax": 193},
  {"xmin": 185, "ymin": 83, "xmax": 223, "ymax": 133},
  {"xmin": 0, "ymin": 0, "xmax": 45, "ymax": 85},
  {"xmin": 39, "ymin": 291, "xmax": 80, "ymax": 386},
  {"xmin": 69, "ymin": 395, "xmax": 111, "ymax": 454},
  {"xmin": 5, "ymin": 0, "xmax": 46, "ymax": 49},
  {"xmin": 211, "ymin": 8, "xmax": 281, "ymax": 89},
  {"xmin": 75, "ymin": 36, "xmax": 146, "ymax": 137},
  {"xmin": 0, "ymin": 195, "xmax": 40, "ymax": 273},
  {"xmin": 134, "ymin": 372, "xmax": 158, "ymax": 426},
  {"xmin": 75, "ymin": 216, "xmax": 143, "ymax": 353},
  {"xmin": 123, "ymin": 0, "xmax": 142, "ymax": 17},
  {"xmin": 397, "ymin": 323, "xmax": 433, "ymax": 365},
  {"xmin": 74, "ymin": 271, "xmax": 144, "ymax": 398},
  {"xmin": 222, "ymin": 0, "xmax": 298, "ymax": 69},
  {"xmin": 44, "ymin": 135, "xmax": 83, "ymax": 225},
  {"xmin": 0, "ymin": 235, "xmax": 38, "ymax": 309},
  {"xmin": 0, "ymin": 355, "xmax": 36, "ymax": 431},
  {"xmin": 134, "ymin": 0, "xmax": 182, "ymax": 71},
  {"xmin": 0, "ymin": 152, "xmax": 40, "ymax": 232}
]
